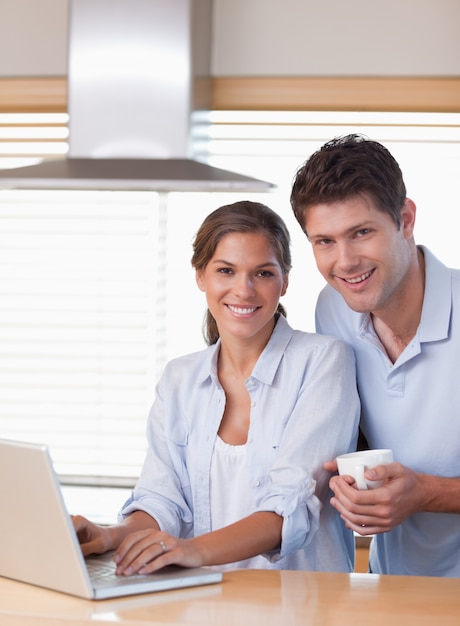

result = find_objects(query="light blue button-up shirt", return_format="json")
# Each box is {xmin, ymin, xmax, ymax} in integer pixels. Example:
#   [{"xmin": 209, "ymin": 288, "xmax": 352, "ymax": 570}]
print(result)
[
  {"xmin": 121, "ymin": 315, "xmax": 360, "ymax": 572},
  {"xmin": 316, "ymin": 246, "xmax": 460, "ymax": 576}
]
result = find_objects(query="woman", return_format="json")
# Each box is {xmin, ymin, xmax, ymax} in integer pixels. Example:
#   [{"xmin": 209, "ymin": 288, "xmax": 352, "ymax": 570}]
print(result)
[{"xmin": 73, "ymin": 200, "xmax": 360, "ymax": 573}]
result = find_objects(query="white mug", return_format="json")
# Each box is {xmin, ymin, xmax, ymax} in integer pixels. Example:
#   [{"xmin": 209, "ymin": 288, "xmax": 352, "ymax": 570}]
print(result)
[{"xmin": 336, "ymin": 449, "xmax": 393, "ymax": 490}]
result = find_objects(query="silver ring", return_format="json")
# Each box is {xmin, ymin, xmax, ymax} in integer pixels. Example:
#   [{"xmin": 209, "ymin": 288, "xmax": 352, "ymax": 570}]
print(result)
[{"xmin": 158, "ymin": 540, "xmax": 167, "ymax": 553}]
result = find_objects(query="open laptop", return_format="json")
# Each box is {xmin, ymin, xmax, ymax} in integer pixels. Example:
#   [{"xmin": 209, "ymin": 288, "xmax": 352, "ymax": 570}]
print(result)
[{"xmin": 0, "ymin": 438, "xmax": 222, "ymax": 599}]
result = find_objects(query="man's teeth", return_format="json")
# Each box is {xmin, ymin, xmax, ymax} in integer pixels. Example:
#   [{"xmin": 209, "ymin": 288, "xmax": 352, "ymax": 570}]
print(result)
[
  {"xmin": 228, "ymin": 305, "xmax": 258, "ymax": 314},
  {"xmin": 345, "ymin": 271, "xmax": 372, "ymax": 284}
]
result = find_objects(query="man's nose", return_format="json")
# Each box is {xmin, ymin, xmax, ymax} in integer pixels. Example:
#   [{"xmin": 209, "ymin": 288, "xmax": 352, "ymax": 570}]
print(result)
[{"xmin": 336, "ymin": 243, "xmax": 359, "ymax": 270}]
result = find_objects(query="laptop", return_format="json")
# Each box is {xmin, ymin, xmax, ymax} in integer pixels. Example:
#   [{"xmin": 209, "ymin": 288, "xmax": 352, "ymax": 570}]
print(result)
[{"xmin": 0, "ymin": 438, "xmax": 222, "ymax": 599}]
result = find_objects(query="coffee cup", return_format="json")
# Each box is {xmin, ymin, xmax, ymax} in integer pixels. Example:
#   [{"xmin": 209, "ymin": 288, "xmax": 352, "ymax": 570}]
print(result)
[{"xmin": 336, "ymin": 449, "xmax": 393, "ymax": 490}]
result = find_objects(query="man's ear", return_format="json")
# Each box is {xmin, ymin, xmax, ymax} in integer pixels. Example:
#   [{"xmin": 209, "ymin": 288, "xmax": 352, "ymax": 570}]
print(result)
[{"xmin": 401, "ymin": 198, "xmax": 417, "ymax": 239}]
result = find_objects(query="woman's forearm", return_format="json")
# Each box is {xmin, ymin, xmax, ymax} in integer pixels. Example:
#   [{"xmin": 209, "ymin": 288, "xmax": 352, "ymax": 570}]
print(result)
[
  {"xmin": 190, "ymin": 511, "xmax": 283, "ymax": 566},
  {"xmin": 108, "ymin": 510, "xmax": 161, "ymax": 550}
]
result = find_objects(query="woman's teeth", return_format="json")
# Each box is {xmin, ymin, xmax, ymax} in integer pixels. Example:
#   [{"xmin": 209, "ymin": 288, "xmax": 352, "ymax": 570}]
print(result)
[{"xmin": 228, "ymin": 305, "xmax": 258, "ymax": 314}]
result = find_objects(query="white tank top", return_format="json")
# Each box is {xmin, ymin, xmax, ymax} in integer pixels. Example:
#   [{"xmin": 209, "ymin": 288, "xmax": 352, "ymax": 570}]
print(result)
[
  {"xmin": 210, "ymin": 435, "xmax": 252, "ymax": 532},
  {"xmin": 210, "ymin": 435, "xmax": 276, "ymax": 571}
]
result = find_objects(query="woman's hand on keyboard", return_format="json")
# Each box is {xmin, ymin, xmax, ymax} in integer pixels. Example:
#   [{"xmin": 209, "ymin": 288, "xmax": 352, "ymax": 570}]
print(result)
[
  {"xmin": 113, "ymin": 530, "xmax": 204, "ymax": 575},
  {"xmin": 71, "ymin": 515, "xmax": 114, "ymax": 556}
]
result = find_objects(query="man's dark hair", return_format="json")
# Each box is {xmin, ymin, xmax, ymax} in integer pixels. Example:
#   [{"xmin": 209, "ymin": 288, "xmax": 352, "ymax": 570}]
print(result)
[{"xmin": 290, "ymin": 134, "xmax": 407, "ymax": 234}]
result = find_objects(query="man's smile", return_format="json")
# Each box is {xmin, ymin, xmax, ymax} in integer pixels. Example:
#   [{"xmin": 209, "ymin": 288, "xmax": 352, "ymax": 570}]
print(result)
[{"xmin": 340, "ymin": 269, "xmax": 374, "ymax": 285}]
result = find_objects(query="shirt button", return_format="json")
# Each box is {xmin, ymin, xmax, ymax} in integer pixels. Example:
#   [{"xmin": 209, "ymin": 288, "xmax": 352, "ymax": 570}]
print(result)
[{"xmin": 253, "ymin": 479, "xmax": 260, "ymax": 487}]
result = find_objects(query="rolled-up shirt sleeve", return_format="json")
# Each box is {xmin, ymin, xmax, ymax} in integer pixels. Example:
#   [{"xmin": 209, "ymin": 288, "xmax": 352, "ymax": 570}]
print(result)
[
  {"xmin": 119, "ymin": 366, "xmax": 197, "ymax": 537},
  {"xmin": 247, "ymin": 332, "xmax": 360, "ymax": 561}
]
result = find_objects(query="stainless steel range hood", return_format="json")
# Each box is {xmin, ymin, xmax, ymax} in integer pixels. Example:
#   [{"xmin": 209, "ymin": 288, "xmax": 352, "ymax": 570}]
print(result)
[{"xmin": 0, "ymin": 0, "xmax": 272, "ymax": 192}]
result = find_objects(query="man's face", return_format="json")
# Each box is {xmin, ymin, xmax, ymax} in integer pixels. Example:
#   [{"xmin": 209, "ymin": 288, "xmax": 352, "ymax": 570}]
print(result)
[{"xmin": 304, "ymin": 195, "xmax": 416, "ymax": 316}]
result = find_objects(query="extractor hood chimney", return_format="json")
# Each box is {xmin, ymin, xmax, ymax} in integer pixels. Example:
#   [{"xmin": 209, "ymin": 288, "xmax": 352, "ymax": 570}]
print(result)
[{"xmin": 0, "ymin": 0, "xmax": 272, "ymax": 192}]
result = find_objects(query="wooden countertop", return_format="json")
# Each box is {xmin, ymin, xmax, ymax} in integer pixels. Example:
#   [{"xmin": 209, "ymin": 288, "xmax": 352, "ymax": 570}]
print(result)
[{"xmin": 1, "ymin": 568, "xmax": 459, "ymax": 625}]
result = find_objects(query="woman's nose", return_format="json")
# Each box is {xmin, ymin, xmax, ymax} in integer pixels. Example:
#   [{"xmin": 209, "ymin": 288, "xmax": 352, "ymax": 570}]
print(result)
[{"xmin": 234, "ymin": 274, "xmax": 255, "ymax": 297}]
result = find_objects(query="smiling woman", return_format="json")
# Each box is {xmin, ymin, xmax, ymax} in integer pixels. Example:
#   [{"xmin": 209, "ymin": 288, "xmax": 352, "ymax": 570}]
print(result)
[
  {"xmin": 192, "ymin": 203, "xmax": 291, "ymax": 446},
  {"xmin": 71, "ymin": 200, "xmax": 360, "ymax": 574}
]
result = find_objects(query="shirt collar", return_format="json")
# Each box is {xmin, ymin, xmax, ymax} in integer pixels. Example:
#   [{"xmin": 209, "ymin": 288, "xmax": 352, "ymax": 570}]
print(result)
[
  {"xmin": 417, "ymin": 245, "xmax": 451, "ymax": 342},
  {"xmin": 251, "ymin": 315, "xmax": 294, "ymax": 385},
  {"xmin": 194, "ymin": 314, "xmax": 294, "ymax": 388},
  {"xmin": 357, "ymin": 246, "xmax": 452, "ymax": 344}
]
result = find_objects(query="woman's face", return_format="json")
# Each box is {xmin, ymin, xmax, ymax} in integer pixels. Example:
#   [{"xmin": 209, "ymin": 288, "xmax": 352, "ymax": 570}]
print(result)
[{"xmin": 196, "ymin": 231, "xmax": 288, "ymax": 345}]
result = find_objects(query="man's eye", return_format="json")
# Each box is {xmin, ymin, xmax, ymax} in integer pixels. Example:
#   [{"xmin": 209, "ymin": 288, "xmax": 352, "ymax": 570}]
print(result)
[{"xmin": 356, "ymin": 229, "xmax": 371, "ymax": 237}]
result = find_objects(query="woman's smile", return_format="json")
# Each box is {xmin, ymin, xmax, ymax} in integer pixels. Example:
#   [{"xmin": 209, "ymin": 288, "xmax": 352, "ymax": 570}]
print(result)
[{"xmin": 226, "ymin": 304, "xmax": 260, "ymax": 315}]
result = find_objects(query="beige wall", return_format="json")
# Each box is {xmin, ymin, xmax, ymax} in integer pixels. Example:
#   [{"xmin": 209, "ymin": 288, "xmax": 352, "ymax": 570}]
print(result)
[
  {"xmin": 0, "ymin": 0, "xmax": 459, "ymax": 77},
  {"xmin": 213, "ymin": 0, "xmax": 460, "ymax": 76},
  {"xmin": 0, "ymin": 0, "xmax": 68, "ymax": 76}
]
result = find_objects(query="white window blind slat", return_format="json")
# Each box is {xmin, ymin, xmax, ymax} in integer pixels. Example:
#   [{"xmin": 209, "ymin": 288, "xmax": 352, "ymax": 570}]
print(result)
[{"xmin": 0, "ymin": 113, "xmax": 69, "ymax": 169}]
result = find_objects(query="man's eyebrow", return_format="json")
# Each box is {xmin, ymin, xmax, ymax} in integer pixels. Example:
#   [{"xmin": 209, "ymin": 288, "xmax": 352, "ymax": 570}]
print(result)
[{"xmin": 308, "ymin": 222, "xmax": 374, "ymax": 240}]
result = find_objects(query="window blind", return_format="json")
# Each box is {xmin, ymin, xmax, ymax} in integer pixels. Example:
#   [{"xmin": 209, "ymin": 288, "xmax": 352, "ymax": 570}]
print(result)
[
  {"xmin": 0, "ymin": 189, "xmax": 163, "ymax": 483},
  {"xmin": 1, "ymin": 110, "xmax": 460, "ymax": 487}
]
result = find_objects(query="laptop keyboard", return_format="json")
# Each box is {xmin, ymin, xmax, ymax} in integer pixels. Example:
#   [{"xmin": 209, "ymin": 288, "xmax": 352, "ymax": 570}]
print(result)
[
  {"xmin": 86, "ymin": 559, "xmax": 117, "ymax": 581},
  {"xmin": 86, "ymin": 557, "xmax": 149, "ymax": 582}
]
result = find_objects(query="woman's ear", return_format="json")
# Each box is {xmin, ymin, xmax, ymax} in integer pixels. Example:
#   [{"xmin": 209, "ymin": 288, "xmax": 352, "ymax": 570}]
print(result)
[
  {"xmin": 281, "ymin": 274, "xmax": 289, "ymax": 297},
  {"xmin": 196, "ymin": 269, "xmax": 206, "ymax": 292}
]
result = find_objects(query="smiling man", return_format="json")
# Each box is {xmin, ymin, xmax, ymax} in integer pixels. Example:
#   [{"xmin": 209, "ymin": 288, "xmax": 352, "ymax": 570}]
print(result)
[{"xmin": 290, "ymin": 134, "xmax": 460, "ymax": 577}]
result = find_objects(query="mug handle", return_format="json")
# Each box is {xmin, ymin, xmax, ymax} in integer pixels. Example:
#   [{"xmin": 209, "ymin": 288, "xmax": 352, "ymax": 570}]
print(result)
[{"xmin": 354, "ymin": 464, "xmax": 368, "ymax": 490}]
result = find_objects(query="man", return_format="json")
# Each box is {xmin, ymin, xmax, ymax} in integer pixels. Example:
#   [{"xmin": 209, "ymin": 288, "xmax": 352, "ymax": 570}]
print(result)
[{"xmin": 290, "ymin": 133, "xmax": 460, "ymax": 577}]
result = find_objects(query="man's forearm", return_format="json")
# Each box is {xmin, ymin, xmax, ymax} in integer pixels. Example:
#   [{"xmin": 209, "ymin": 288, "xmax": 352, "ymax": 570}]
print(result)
[{"xmin": 418, "ymin": 473, "xmax": 460, "ymax": 513}]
